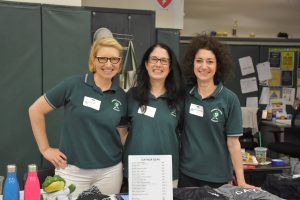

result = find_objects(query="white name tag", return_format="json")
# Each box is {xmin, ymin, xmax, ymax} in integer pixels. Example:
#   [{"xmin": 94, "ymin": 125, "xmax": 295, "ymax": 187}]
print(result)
[
  {"xmin": 138, "ymin": 106, "xmax": 156, "ymax": 118},
  {"xmin": 83, "ymin": 96, "xmax": 101, "ymax": 111},
  {"xmin": 189, "ymin": 103, "xmax": 204, "ymax": 117}
]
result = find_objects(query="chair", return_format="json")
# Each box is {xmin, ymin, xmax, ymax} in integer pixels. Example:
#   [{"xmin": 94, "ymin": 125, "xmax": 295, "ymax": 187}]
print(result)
[
  {"xmin": 240, "ymin": 128, "xmax": 258, "ymax": 150},
  {"xmin": 268, "ymin": 108, "xmax": 300, "ymax": 159}
]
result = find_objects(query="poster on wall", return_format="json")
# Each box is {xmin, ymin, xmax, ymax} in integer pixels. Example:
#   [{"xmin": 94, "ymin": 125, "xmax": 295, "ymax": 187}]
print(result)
[
  {"xmin": 270, "ymin": 98, "xmax": 284, "ymax": 113},
  {"xmin": 268, "ymin": 69, "xmax": 281, "ymax": 87},
  {"xmin": 281, "ymin": 70, "xmax": 293, "ymax": 86},
  {"xmin": 282, "ymin": 87, "xmax": 295, "ymax": 105},
  {"xmin": 269, "ymin": 87, "xmax": 281, "ymax": 99},
  {"xmin": 269, "ymin": 51, "xmax": 281, "ymax": 68},
  {"xmin": 281, "ymin": 51, "xmax": 295, "ymax": 71}
]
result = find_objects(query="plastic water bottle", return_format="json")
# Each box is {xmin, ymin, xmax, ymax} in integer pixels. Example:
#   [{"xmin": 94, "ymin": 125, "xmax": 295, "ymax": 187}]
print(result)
[
  {"xmin": 3, "ymin": 164, "xmax": 20, "ymax": 200},
  {"xmin": 24, "ymin": 164, "xmax": 40, "ymax": 200}
]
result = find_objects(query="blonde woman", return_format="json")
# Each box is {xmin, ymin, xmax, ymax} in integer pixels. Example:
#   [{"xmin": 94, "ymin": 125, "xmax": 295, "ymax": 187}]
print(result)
[{"xmin": 29, "ymin": 37, "xmax": 127, "ymax": 196}]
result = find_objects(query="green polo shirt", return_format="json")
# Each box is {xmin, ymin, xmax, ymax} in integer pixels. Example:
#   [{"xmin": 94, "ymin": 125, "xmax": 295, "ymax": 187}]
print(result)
[
  {"xmin": 44, "ymin": 72, "xmax": 127, "ymax": 169},
  {"xmin": 123, "ymin": 88, "xmax": 182, "ymax": 180},
  {"xmin": 180, "ymin": 83, "xmax": 243, "ymax": 183}
]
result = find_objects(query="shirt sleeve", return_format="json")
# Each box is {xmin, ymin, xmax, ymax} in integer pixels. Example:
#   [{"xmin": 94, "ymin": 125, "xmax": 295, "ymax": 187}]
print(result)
[
  {"xmin": 226, "ymin": 94, "xmax": 243, "ymax": 136},
  {"xmin": 44, "ymin": 79, "xmax": 71, "ymax": 109}
]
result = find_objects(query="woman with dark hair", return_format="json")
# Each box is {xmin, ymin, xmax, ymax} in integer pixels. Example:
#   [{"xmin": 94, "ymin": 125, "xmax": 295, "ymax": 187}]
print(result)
[
  {"xmin": 123, "ymin": 43, "xmax": 184, "ymax": 187},
  {"xmin": 179, "ymin": 35, "xmax": 255, "ymax": 189}
]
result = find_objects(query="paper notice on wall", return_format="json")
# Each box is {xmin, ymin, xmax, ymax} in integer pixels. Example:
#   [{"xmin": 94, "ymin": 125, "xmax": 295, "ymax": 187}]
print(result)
[
  {"xmin": 240, "ymin": 77, "xmax": 258, "ymax": 94},
  {"xmin": 246, "ymin": 97, "xmax": 258, "ymax": 107},
  {"xmin": 259, "ymin": 87, "xmax": 270, "ymax": 105},
  {"xmin": 129, "ymin": 155, "xmax": 173, "ymax": 200},
  {"xmin": 239, "ymin": 56, "xmax": 255, "ymax": 76},
  {"xmin": 256, "ymin": 61, "xmax": 272, "ymax": 81},
  {"xmin": 246, "ymin": 97, "xmax": 258, "ymax": 108},
  {"xmin": 282, "ymin": 87, "xmax": 295, "ymax": 105}
]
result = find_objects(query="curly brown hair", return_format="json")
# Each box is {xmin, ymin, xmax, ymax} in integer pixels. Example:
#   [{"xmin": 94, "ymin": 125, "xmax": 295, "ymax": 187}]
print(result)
[{"xmin": 183, "ymin": 35, "xmax": 233, "ymax": 86}]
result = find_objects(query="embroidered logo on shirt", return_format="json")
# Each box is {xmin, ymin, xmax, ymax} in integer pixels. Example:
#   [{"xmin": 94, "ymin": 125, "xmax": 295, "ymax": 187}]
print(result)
[
  {"xmin": 112, "ymin": 99, "xmax": 121, "ymax": 111},
  {"xmin": 170, "ymin": 108, "xmax": 177, "ymax": 117},
  {"xmin": 211, "ymin": 108, "xmax": 223, "ymax": 122}
]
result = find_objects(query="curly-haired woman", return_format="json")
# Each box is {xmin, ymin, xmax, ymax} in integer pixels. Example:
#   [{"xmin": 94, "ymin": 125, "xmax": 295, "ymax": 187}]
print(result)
[{"xmin": 179, "ymin": 35, "xmax": 255, "ymax": 189}]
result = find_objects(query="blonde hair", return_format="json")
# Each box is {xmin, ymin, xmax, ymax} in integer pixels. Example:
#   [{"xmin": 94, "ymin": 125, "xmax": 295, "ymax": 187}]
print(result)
[{"xmin": 88, "ymin": 37, "xmax": 123, "ymax": 73}]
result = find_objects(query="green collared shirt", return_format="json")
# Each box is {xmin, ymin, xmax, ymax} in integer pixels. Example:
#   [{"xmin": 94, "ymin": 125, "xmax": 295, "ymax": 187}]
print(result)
[
  {"xmin": 123, "ymin": 88, "xmax": 182, "ymax": 180},
  {"xmin": 180, "ymin": 83, "xmax": 243, "ymax": 182},
  {"xmin": 44, "ymin": 73, "xmax": 127, "ymax": 169}
]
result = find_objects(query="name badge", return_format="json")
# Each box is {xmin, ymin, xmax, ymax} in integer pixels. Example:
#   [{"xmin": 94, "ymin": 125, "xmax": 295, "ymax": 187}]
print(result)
[
  {"xmin": 138, "ymin": 106, "xmax": 156, "ymax": 118},
  {"xmin": 189, "ymin": 103, "xmax": 204, "ymax": 117},
  {"xmin": 83, "ymin": 96, "xmax": 101, "ymax": 111}
]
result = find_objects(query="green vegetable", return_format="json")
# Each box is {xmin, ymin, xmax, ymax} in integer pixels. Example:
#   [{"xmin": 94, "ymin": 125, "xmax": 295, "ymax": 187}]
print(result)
[
  {"xmin": 68, "ymin": 184, "xmax": 76, "ymax": 193},
  {"xmin": 42, "ymin": 175, "xmax": 66, "ymax": 193}
]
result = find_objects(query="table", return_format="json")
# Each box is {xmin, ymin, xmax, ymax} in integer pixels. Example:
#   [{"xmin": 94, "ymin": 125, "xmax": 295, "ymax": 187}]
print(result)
[
  {"xmin": 244, "ymin": 162, "xmax": 291, "ymax": 186},
  {"xmin": 0, "ymin": 192, "xmax": 127, "ymax": 200},
  {"xmin": 261, "ymin": 120, "xmax": 291, "ymax": 142},
  {"xmin": 0, "ymin": 191, "xmax": 32, "ymax": 200},
  {"xmin": 0, "ymin": 190, "xmax": 69, "ymax": 200}
]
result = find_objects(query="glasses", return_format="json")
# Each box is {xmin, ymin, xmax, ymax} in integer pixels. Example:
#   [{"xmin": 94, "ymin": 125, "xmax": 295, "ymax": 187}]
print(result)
[
  {"xmin": 148, "ymin": 56, "xmax": 170, "ymax": 65},
  {"xmin": 96, "ymin": 57, "xmax": 121, "ymax": 64}
]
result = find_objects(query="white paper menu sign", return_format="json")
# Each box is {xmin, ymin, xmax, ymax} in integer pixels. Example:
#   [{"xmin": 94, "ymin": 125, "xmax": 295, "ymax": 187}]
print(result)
[{"xmin": 129, "ymin": 155, "xmax": 173, "ymax": 200}]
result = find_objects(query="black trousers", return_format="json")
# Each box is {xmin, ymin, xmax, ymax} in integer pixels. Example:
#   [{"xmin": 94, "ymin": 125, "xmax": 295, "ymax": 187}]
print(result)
[{"xmin": 178, "ymin": 171, "xmax": 227, "ymax": 188}]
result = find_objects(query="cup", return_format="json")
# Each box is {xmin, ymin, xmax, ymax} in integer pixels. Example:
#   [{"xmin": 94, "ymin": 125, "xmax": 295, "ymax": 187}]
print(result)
[
  {"xmin": 0, "ymin": 175, "xmax": 4, "ymax": 195},
  {"xmin": 254, "ymin": 147, "xmax": 267, "ymax": 164}
]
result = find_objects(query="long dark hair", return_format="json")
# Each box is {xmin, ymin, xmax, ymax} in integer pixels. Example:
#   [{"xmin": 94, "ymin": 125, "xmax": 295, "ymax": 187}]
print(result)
[{"xmin": 132, "ymin": 43, "xmax": 184, "ymax": 112}]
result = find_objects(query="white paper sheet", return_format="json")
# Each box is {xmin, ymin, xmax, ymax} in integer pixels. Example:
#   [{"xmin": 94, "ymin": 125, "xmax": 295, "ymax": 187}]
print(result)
[
  {"xmin": 239, "ymin": 56, "xmax": 255, "ymax": 76},
  {"xmin": 241, "ymin": 107, "xmax": 258, "ymax": 134},
  {"xmin": 129, "ymin": 155, "xmax": 173, "ymax": 200},
  {"xmin": 240, "ymin": 77, "xmax": 258, "ymax": 94},
  {"xmin": 256, "ymin": 61, "xmax": 272, "ymax": 81},
  {"xmin": 259, "ymin": 87, "xmax": 270, "ymax": 105},
  {"xmin": 282, "ymin": 87, "xmax": 295, "ymax": 105},
  {"xmin": 246, "ymin": 97, "xmax": 258, "ymax": 107}
]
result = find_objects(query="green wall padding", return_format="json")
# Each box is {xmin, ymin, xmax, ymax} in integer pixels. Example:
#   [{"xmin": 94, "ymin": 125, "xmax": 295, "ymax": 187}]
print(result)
[
  {"xmin": 42, "ymin": 6, "xmax": 91, "ymax": 167},
  {"xmin": 0, "ymin": 2, "xmax": 42, "ymax": 186},
  {"xmin": 157, "ymin": 28, "xmax": 180, "ymax": 58}
]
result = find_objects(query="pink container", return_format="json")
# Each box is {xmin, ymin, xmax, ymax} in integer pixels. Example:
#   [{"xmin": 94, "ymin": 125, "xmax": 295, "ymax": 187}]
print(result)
[{"xmin": 24, "ymin": 164, "xmax": 40, "ymax": 200}]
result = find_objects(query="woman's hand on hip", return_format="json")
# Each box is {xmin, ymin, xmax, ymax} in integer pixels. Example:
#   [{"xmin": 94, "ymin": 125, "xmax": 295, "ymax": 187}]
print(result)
[{"xmin": 42, "ymin": 147, "xmax": 67, "ymax": 169}]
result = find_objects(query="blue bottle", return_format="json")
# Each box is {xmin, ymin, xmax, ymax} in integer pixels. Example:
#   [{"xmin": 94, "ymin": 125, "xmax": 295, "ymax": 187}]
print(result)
[{"xmin": 3, "ymin": 164, "xmax": 20, "ymax": 200}]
